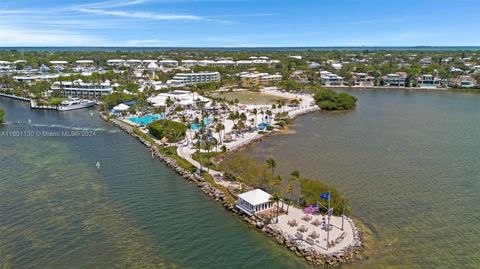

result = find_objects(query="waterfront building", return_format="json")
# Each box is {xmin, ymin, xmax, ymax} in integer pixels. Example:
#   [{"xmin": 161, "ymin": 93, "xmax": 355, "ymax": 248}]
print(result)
[
  {"xmin": 236, "ymin": 189, "xmax": 273, "ymax": 216},
  {"xmin": 454, "ymin": 75, "xmax": 475, "ymax": 88},
  {"xmin": 240, "ymin": 72, "xmax": 282, "ymax": 88},
  {"xmin": 383, "ymin": 72, "xmax": 407, "ymax": 87},
  {"xmin": 147, "ymin": 90, "xmax": 211, "ymax": 107},
  {"xmin": 418, "ymin": 75, "xmax": 444, "ymax": 88},
  {"xmin": 170, "ymin": 71, "xmax": 220, "ymax": 85},
  {"xmin": 352, "ymin": 73, "xmax": 374, "ymax": 87},
  {"xmin": 51, "ymin": 79, "xmax": 113, "ymax": 98},
  {"xmin": 319, "ymin": 71, "xmax": 344, "ymax": 86}
]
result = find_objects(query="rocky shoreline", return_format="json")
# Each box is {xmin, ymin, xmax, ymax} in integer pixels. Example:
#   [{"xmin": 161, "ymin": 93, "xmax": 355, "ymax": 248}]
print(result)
[{"xmin": 101, "ymin": 113, "xmax": 363, "ymax": 266}]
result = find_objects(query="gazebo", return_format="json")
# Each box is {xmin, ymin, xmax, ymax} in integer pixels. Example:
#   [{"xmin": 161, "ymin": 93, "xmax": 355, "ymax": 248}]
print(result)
[{"xmin": 236, "ymin": 189, "xmax": 273, "ymax": 216}]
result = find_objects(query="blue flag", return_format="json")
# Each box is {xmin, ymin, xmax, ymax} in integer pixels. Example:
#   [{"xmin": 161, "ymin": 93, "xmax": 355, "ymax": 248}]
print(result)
[{"xmin": 320, "ymin": 192, "xmax": 329, "ymax": 200}]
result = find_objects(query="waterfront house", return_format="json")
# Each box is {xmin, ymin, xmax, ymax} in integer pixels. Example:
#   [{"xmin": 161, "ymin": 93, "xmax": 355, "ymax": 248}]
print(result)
[
  {"xmin": 51, "ymin": 79, "xmax": 113, "ymax": 98},
  {"xmin": 418, "ymin": 75, "xmax": 445, "ymax": 89},
  {"xmin": 236, "ymin": 189, "xmax": 273, "ymax": 216},
  {"xmin": 319, "ymin": 71, "xmax": 344, "ymax": 86},
  {"xmin": 382, "ymin": 72, "xmax": 407, "ymax": 87},
  {"xmin": 452, "ymin": 75, "xmax": 476, "ymax": 88},
  {"xmin": 170, "ymin": 71, "xmax": 220, "ymax": 85},
  {"xmin": 352, "ymin": 73, "xmax": 374, "ymax": 87}
]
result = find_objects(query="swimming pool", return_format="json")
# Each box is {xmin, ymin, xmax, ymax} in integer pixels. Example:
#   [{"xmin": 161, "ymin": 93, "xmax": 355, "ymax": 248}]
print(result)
[
  {"xmin": 129, "ymin": 114, "xmax": 165, "ymax": 125},
  {"xmin": 190, "ymin": 117, "xmax": 213, "ymax": 131}
]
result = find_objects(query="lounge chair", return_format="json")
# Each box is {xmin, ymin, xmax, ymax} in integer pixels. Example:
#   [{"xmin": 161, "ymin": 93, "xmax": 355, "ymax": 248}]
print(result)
[{"xmin": 306, "ymin": 238, "xmax": 315, "ymax": 245}]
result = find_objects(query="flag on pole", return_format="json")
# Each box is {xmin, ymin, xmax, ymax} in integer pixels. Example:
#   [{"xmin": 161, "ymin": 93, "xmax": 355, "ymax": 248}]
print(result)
[
  {"xmin": 327, "ymin": 207, "xmax": 334, "ymax": 216},
  {"xmin": 320, "ymin": 192, "xmax": 330, "ymax": 200}
]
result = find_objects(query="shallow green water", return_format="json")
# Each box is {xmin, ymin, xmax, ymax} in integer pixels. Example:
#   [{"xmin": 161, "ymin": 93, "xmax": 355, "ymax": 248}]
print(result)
[
  {"xmin": 212, "ymin": 91, "xmax": 287, "ymax": 105},
  {"xmin": 243, "ymin": 89, "xmax": 480, "ymax": 268},
  {"xmin": 0, "ymin": 97, "xmax": 309, "ymax": 269}
]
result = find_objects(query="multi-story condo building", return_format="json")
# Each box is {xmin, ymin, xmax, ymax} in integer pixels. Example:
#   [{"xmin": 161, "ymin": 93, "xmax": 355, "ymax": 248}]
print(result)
[
  {"xmin": 240, "ymin": 72, "xmax": 282, "ymax": 88},
  {"xmin": 170, "ymin": 71, "xmax": 220, "ymax": 85},
  {"xmin": 319, "ymin": 71, "xmax": 344, "ymax": 86},
  {"xmin": 158, "ymin": 60, "xmax": 178, "ymax": 67},
  {"xmin": 107, "ymin": 59, "xmax": 125, "ymax": 66},
  {"xmin": 383, "ymin": 72, "xmax": 407, "ymax": 87},
  {"xmin": 352, "ymin": 73, "xmax": 374, "ymax": 87},
  {"xmin": 418, "ymin": 74, "xmax": 444, "ymax": 88},
  {"xmin": 51, "ymin": 79, "xmax": 113, "ymax": 98}
]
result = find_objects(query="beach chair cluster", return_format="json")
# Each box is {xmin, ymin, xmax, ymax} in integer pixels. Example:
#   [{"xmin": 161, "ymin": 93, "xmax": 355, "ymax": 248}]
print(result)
[
  {"xmin": 297, "ymin": 225, "xmax": 308, "ymax": 233},
  {"xmin": 287, "ymin": 219, "xmax": 298, "ymax": 227},
  {"xmin": 301, "ymin": 214, "xmax": 312, "ymax": 221}
]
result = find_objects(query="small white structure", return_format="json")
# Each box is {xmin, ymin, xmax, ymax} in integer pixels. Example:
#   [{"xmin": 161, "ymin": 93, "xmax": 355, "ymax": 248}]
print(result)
[
  {"xmin": 147, "ymin": 90, "xmax": 211, "ymax": 108},
  {"xmin": 236, "ymin": 189, "xmax": 273, "ymax": 216},
  {"xmin": 112, "ymin": 103, "xmax": 129, "ymax": 112}
]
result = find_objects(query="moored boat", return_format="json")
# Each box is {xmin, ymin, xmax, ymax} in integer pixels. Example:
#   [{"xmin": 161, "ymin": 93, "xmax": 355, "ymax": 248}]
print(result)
[{"xmin": 58, "ymin": 98, "xmax": 95, "ymax": 111}]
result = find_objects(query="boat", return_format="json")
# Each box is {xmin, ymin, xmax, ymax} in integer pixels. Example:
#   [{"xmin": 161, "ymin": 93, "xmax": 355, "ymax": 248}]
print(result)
[{"xmin": 58, "ymin": 98, "xmax": 96, "ymax": 111}]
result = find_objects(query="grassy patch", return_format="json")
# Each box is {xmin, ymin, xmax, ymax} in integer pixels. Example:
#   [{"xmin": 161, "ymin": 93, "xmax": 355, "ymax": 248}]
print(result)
[{"xmin": 192, "ymin": 151, "xmax": 224, "ymax": 170}]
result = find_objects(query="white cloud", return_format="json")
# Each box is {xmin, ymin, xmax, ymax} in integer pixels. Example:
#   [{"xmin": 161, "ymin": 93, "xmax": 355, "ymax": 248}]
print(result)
[
  {"xmin": 0, "ymin": 26, "xmax": 108, "ymax": 46},
  {"xmin": 126, "ymin": 39, "xmax": 169, "ymax": 46},
  {"xmin": 76, "ymin": 8, "xmax": 203, "ymax": 21}
]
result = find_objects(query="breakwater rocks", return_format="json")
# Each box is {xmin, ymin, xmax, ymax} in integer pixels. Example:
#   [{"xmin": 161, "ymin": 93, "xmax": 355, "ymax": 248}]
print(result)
[
  {"xmin": 102, "ymin": 115, "xmax": 363, "ymax": 266},
  {"xmin": 103, "ymin": 116, "xmax": 228, "ymax": 202}
]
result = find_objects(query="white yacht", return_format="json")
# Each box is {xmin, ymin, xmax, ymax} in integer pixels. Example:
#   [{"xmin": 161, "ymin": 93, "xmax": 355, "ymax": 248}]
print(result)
[{"xmin": 58, "ymin": 98, "xmax": 96, "ymax": 111}]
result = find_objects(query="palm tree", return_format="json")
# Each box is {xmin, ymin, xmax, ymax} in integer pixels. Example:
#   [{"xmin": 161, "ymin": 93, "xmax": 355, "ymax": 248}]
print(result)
[
  {"xmin": 265, "ymin": 157, "xmax": 277, "ymax": 177},
  {"xmin": 290, "ymin": 170, "xmax": 300, "ymax": 204},
  {"xmin": 284, "ymin": 183, "xmax": 293, "ymax": 214},
  {"xmin": 271, "ymin": 174, "xmax": 282, "ymax": 192},
  {"xmin": 270, "ymin": 192, "xmax": 281, "ymax": 224},
  {"xmin": 215, "ymin": 123, "xmax": 225, "ymax": 144}
]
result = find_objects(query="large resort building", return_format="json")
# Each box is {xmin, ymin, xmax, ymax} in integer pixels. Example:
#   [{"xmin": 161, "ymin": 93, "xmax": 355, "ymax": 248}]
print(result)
[
  {"xmin": 240, "ymin": 72, "xmax": 282, "ymax": 88},
  {"xmin": 236, "ymin": 189, "xmax": 273, "ymax": 216},
  {"xmin": 51, "ymin": 79, "xmax": 113, "ymax": 98},
  {"xmin": 147, "ymin": 90, "xmax": 211, "ymax": 108},
  {"xmin": 170, "ymin": 71, "xmax": 220, "ymax": 85}
]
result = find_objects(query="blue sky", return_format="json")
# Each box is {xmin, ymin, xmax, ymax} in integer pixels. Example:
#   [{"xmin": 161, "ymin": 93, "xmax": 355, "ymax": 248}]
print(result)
[{"xmin": 0, "ymin": 0, "xmax": 479, "ymax": 47}]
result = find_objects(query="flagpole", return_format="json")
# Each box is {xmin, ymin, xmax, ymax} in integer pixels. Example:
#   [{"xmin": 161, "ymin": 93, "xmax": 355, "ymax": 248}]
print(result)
[
  {"xmin": 327, "ymin": 190, "xmax": 330, "ymax": 249},
  {"xmin": 341, "ymin": 199, "xmax": 345, "ymax": 231}
]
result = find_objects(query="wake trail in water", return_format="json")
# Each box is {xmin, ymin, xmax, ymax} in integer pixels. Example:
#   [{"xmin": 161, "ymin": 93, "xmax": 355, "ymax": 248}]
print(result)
[{"xmin": 2, "ymin": 122, "xmax": 119, "ymax": 133}]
